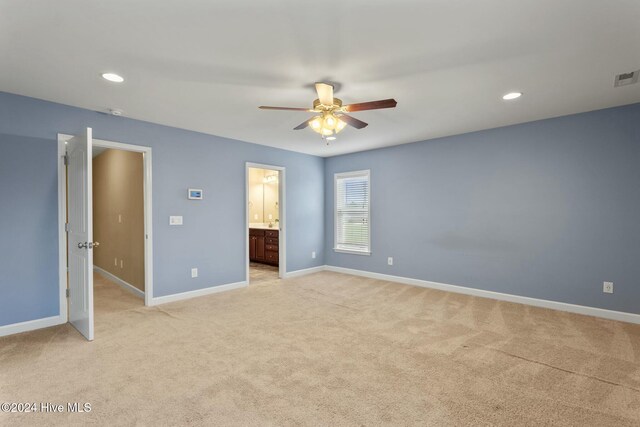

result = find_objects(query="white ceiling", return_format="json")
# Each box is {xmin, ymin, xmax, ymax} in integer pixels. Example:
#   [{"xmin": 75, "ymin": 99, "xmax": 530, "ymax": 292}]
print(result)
[{"xmin": 1, "ymin": 0, "xmax": 639, "ymax": 157}]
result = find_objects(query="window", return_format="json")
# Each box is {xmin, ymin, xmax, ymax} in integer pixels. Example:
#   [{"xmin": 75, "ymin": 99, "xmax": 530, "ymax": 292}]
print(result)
[{"xmin": 334, "ymin": 170, "xmax": 370, "ymax": 255}]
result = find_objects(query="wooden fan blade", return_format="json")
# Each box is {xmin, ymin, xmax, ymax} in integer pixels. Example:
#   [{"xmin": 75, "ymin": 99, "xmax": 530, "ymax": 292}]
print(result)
[
  {"xmin": 343, "ymin": 98, "xmax": 397, "ymax": 112},
  {"xmin": 293, "ymin": 116, "xmax": 318, "ymax": 130},
  {"xmin": 259, "ymin": 106, "xmax": 313, "ymax": 111},
  {"xmin": 339, "ymin": 114, "xmax": 368, "ymax": 129},
  {"xmin": 315, "ymin": 82, "xmax": 334, "ymax": 106}
]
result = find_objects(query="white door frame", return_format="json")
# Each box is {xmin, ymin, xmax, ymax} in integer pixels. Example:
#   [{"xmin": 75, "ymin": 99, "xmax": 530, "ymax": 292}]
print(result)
[
  {"xmin": 245, "ymin": 162, "xmax": 286, "ymax": 282},
  {"xmin": 58, "ymin": 134, "xmax": 154, "ymax": 310}
]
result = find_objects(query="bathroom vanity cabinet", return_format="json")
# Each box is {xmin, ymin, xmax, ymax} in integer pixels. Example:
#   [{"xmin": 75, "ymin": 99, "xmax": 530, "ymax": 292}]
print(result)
[{"xmin": 249, "ymin": 228, "xmax": 279, "ymax": 266}]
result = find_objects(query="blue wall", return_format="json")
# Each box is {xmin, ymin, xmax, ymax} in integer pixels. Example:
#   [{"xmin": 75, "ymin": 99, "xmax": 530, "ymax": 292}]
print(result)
[
  {"xmin": 0, "ymin": 91, "xmax": 325, "ymax": 326},
  {"xmin": 325, "ymin": 103, "xmax": 640, "ymax": 315},
  {"xmin": 2, "ymin": 89, "xmax": 639, "ymax": 328},
  {"xmin": 0, "ymin": 135, "xmax": 59, "ymax": 324}
]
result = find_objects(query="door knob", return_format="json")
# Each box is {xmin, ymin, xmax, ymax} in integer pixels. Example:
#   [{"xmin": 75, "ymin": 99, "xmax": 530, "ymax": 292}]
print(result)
[{"xmin": 78, "ymin": 242, "xmax": 100, "ymax": 249}]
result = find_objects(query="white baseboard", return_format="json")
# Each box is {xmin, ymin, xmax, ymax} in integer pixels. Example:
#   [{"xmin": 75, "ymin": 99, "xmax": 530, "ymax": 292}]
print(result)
[
  {"xmin": 0, "ymin": 314, "xmax": 66, "ymax": 338},
  {"xmin": 94, "ymin": 266, "xmax": 144, "ymax": 299},
  {"xmin": 149, "ymin": 280, "xmax": 248, "ymax": 306},
  {"xmin": 325, "ymin": 266, "xmax": 640, "ymax": 325},
  {"xmin": 283, "ymin": 265, "xmax": 327, "ymax": 278}
]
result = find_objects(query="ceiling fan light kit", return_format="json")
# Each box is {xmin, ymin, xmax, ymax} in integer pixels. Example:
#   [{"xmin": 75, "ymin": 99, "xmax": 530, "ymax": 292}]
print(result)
[
  {"xmin": 259, "ymin": 82, "xmax": 397, "ymax": 142},
  {"xmin": 310, "ymin": 112, "xmax": 347, "ymax": 137}
]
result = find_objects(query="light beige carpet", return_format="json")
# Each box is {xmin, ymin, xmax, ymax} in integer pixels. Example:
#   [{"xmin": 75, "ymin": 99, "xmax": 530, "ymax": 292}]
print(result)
[{"xmin": 1, "ymin": 271, "xmax": 639, "ymax": 426}]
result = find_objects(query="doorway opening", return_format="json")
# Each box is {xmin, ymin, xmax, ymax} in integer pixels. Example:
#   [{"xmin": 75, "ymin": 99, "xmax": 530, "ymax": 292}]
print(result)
[
  {"xmin": 246, "ymin": 163, "xmax": 286, "ymax": 284},
  {"xmin": 92, "ymin": 146, "xmax": 145, "ymax": 316},
  {"xmin": 58, "ymin": 131, "xmax": 153, "ymax": 340}
]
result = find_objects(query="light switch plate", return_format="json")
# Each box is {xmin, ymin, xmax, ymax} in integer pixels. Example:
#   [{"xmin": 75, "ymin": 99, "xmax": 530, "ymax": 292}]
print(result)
[
  {"xmin": 191, "ymin": 268, "xmax": 198, "ymax": 278},
  {"xmin": 169, "ymin": 216, "xmax": 183, "ymax": 225}
]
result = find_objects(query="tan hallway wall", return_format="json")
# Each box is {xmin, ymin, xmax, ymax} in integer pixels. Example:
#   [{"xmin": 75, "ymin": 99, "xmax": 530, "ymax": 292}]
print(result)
[{"xmin": 93, "ymin": 149, "xmax": 145, "ymax": 291}]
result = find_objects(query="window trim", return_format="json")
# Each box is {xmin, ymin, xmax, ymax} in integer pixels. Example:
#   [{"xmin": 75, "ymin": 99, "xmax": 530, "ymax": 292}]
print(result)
[{"xmin": 334, "ymin": 169, "xmax": 371, "ymax": 256}]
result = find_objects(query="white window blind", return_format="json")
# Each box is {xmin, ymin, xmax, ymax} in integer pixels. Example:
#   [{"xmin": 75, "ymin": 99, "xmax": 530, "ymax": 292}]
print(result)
[{"xmin": 335, "ymin": 170, "xmax": 370, "ymax": 254}]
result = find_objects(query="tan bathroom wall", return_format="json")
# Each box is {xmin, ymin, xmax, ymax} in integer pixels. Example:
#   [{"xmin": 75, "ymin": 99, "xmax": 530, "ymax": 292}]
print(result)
[
  {"xmin": 248, "ymin": 168, "xmax": 279, "ymax": 224},
  {"xmin": 249, "ymin": 168, "xmax": 264, "ymax": 223},
  {"xmin": 93, "ymin": 149, "xmax": 145, "ymax": 291},
  {"xmin": 263, "ymin": 173, "xmax": 279, "ymax": 222}
]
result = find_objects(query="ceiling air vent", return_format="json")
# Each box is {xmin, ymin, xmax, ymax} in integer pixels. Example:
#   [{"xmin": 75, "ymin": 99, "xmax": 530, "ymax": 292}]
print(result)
[{"xmin": 614, "ymin": 70, "xmax": 639, "ymax": 87}]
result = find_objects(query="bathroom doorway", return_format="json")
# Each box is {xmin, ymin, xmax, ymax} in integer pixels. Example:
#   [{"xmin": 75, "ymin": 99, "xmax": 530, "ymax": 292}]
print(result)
[{"xmin": 245, "ymin": 163, "xmax": 286, "ymax": 284}]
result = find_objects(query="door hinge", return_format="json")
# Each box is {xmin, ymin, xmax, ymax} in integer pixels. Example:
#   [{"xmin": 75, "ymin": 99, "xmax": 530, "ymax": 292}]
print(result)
[
  {"xmin": 66, "ymin": 289, "xmax": 70, "ymax": 298},
  {"xmin": 65, "ymin": 223, "xmax": 70, "ymax": 232},
  {"xmin": 63, "ymin": 154, "xmax": 69, "ymax": 165}
]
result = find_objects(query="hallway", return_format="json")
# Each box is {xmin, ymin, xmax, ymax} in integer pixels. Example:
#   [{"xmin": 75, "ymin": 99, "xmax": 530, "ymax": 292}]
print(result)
[{"xmin": 93, "ymin": 271, "xmax": 143, "ymax": 316}]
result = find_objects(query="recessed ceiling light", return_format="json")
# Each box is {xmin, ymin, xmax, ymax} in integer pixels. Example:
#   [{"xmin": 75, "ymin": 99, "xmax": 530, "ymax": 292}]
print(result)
[
  {"xmin": 502, "ymin": 92, "xmax": 522, "ymax": 100},
  {"xmin": 326, "ymin": 136, "xmax": 336, "ymax": 141},
  {"xmin": 102, "ymin": 73, "xmax": 124, "ymax": 83}
]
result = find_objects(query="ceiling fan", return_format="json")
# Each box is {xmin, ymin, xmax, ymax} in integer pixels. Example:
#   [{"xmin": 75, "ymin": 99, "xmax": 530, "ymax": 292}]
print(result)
[{"xmin": 259, "ymin": 83, "xmax": 397, "ymax": 141}]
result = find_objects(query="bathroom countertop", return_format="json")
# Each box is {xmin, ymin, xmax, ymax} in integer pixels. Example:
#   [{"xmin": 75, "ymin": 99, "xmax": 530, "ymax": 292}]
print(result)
[{"xmin": 249, "ymin": 224, "xmax": 279, "ymax": 230}]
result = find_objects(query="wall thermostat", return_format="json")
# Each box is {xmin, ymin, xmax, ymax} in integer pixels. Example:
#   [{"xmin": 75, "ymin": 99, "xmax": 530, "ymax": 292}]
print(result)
[{"xmin": 188, "ymin": 188, "xmax": 203, "ymax": 200}]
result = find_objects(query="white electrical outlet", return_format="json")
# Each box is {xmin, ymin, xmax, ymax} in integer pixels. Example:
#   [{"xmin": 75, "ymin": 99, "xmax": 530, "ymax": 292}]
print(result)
[
  {"xmin": 388, "ymin": 257, "xmax": 393, "ymax": 266},
  {"xmin": 191, "ymin": 268, "xmax": 198, "ymax": 278},
  {"xmin": 169, "ymin": 215, "xmax": 183, "ymax": 225},
  {"xmin": 312, "ymin": 251, "xmax": 316, "ymax": 259},
  {"xmin": 603, "ymin": 281, "xmax": 614, "ymax": 294}
]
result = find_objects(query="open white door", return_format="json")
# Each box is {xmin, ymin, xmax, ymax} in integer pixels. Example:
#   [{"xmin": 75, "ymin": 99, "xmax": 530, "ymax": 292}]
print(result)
[{"xmin": 67, "ymin": 128, "xmax": 94, "ymax": 341}]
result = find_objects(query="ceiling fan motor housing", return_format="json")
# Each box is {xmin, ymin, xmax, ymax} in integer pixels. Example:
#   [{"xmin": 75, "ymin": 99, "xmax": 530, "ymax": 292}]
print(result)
[{"xmin": 313, "ymin": 98, "xmax": 343, "ymax": 111}]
